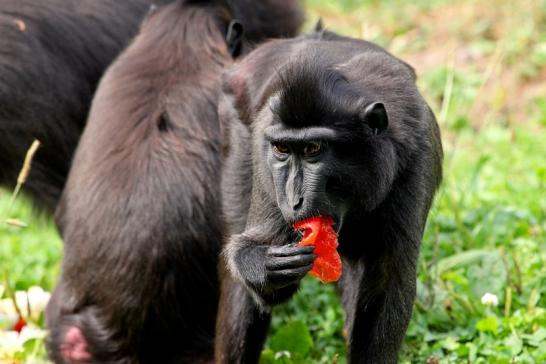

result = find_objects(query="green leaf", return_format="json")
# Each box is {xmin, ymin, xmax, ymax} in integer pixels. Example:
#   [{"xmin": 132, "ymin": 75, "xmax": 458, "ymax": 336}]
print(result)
[
  {"xmin": 440, "ymin": 336, "xmax": 460, "ymax": 351},
  {"xmin": 466, "ymin": 342, "xmax": 478, "ymax": 362},
  {"xmin": 270, "ymin": 320, "xmax": 313, "ymax": 356},
  {"xmin": 467, "ymin": 252, "xmax": 506, "ymax": 299},
  {"xmin": 475, "ymin": 316, "xmax": 498, "ymax": 334},
  {"xmin": 259, "ymin": 349, "xmax": 276, "ymax": 364},
  {"xmin": 522, "ymin": 327, "xmax": 546, "ymax": 347},
  {"xmin": 504, "ymin": 334, "xmax": 523, "ymax": 356},
  {"xmin": 436, "ymin": 249, "xmax": 497, "ymax": 274}
]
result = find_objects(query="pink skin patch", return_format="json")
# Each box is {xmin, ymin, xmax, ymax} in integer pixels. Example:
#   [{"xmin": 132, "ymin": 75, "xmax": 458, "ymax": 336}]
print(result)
[{"xmin": 60, "ymin": 327, "xmax": 92, "ymax": 363}]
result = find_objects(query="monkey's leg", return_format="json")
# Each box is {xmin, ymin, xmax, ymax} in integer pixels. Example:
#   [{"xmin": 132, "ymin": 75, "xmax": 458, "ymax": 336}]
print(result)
[
  {"xmin": 215, "ymin": 271, "xmax": 271, "ymax": 364},
  {"xmin": 340, "ymin": 234, "xmax": 418, "ymax": 364},
  {"xmin": 336, "ymin": 161, "xmax": 436, "ymax": 364}
]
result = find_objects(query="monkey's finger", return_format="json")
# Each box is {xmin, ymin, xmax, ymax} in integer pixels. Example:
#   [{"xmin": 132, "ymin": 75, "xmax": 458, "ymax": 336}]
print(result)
[
  {"xmin": 268, "ymin": 245, "xmax": 314, "ymax": 257},
  {"xmin": 265, "ymin": 253, "xmax": 316, "ymax": 270},
  {"xmin": 267, "ymin": 264, "xmax": 313, "ymax": 284}
]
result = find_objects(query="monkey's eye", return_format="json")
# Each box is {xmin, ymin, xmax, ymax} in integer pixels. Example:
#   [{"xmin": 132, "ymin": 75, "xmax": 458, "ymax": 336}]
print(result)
[
  {"xmin": 272, "ymin": 142, "xmax": 290, "ymax": 156},
  {"xmin": 303, "ymin": 142, "xmax": 322, "ymax": 157}
]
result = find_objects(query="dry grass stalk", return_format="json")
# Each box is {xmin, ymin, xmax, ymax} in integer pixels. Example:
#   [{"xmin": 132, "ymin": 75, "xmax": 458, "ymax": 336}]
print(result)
[{"xmin": 5, "ymin": 139, "xmax": 41, "ymax": 226}]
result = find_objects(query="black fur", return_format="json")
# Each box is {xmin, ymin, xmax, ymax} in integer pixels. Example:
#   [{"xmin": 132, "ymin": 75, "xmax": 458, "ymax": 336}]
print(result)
[
  {"xmin": 216, "ymin": 30, "xmax": 443, "ymax": 363},
  {"xmin": 46, "ymin": 1, "xmax": 241, "ymax": 363},
  {"xmin": 0, "ymin": 0, "xmax": 174, "ymax": 211},
  {"xmin": 227, "ymin": 0, "xmax": 303, "ymax": 44},
  {"xmin": 0, "ymin": 0, "xmax": 303, "ymax": 212}
]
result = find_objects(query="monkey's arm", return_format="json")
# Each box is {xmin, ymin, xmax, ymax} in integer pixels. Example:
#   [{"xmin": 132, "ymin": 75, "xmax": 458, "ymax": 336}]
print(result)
[
  {"xmin": 224, "ymin": 225, "xmax": 315, "ymax": 307},
  {"xmin": 345, "ymin": 238, "xmax": 418, "ymax": 363},
  {"xmin": 343, "ymin": 184, "xmax": 429, "ymax": 364}
]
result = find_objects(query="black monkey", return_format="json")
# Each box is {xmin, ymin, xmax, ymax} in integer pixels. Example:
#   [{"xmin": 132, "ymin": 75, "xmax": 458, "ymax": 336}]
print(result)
[
  {"xmin": 45, "ymin": 1, "xmax": 245, "ymax": 363},
  {"xmin": 0, "ymin": 0, "xmax": 174, "ymax": 211},
  {"xmin": 216, "ymin": 30, "xmax": 443, "ymax": 363},
  {"xmin": 0, "ymin": 0, "xmax": 303, "ymax": 212}
]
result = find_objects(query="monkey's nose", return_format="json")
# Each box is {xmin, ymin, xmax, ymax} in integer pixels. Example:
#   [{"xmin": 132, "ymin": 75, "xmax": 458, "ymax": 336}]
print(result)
[{"xmin": 293, "ymin": 197, "xmax": 304, "ymax": 211}]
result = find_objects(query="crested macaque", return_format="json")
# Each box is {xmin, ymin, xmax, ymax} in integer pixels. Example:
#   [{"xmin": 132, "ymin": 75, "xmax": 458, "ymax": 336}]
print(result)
[
  {"xmin": 216, "ymin": 30, "xmax": 443, "ymax": 363},
  {"xmin": 47, "ymin": 1, "xmax": 245, "ymax": 363}
]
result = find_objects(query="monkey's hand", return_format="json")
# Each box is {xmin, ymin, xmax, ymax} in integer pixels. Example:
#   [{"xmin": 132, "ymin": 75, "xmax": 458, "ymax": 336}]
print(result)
[
  {"xmin": 226, "ymin": 234, "xmax": 315, "ymax": 306},
  {"xmin": 264, "ymin": 244, "xmax": 316, "ymax": 289}
]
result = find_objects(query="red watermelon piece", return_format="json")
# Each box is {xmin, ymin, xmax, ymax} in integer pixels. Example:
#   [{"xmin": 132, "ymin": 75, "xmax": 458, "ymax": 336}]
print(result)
[{"xmin": 293, "ymin": 216, "xmax": 342, "ymax": 283}]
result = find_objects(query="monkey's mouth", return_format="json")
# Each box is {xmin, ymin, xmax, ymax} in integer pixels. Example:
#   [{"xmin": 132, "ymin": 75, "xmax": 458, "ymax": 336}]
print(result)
[{"xmin": 290, "ymin": 214, "xmax": 343, "ymax": 234}]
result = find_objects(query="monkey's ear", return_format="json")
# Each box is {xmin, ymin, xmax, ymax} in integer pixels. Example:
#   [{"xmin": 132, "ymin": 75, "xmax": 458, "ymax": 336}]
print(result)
[
  {"xmin": 363, "ymin": 102, "xmax": 388, "ymax": 135},
  {"xmin": 226, "ymin": 20, "xmax": 244, "ymax": 58}
]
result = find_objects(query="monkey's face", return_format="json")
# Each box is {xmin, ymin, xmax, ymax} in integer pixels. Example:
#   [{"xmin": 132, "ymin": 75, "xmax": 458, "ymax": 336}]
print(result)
[
  {"xmin": 263, "ymin": 123, "xmax": 347, "ymax": 230},
  {"xmin": 261, "ymin": 100, "xmax": 395, "ymax": 231},
  {"xmin": 226, "ymin": 38, "xmax": 420, "ymax": 230}
]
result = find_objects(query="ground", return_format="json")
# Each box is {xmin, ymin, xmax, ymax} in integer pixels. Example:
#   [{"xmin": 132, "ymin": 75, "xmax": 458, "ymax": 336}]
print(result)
[{"xmin": 1, "ymin": 0, "xmax": 545, "ymax": 363}]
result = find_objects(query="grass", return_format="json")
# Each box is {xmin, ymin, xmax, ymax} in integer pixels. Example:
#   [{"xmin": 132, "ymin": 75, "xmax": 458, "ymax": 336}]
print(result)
[{"xmin": 1, "ymin": 0, "xmax": 546, "ymax": 362}]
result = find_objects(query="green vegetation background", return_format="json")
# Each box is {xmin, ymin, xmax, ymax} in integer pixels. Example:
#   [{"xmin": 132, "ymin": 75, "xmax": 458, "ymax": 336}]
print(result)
[{"xmin": 1, "ymin": 0, "xmax": 545, "ymax": 362}]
